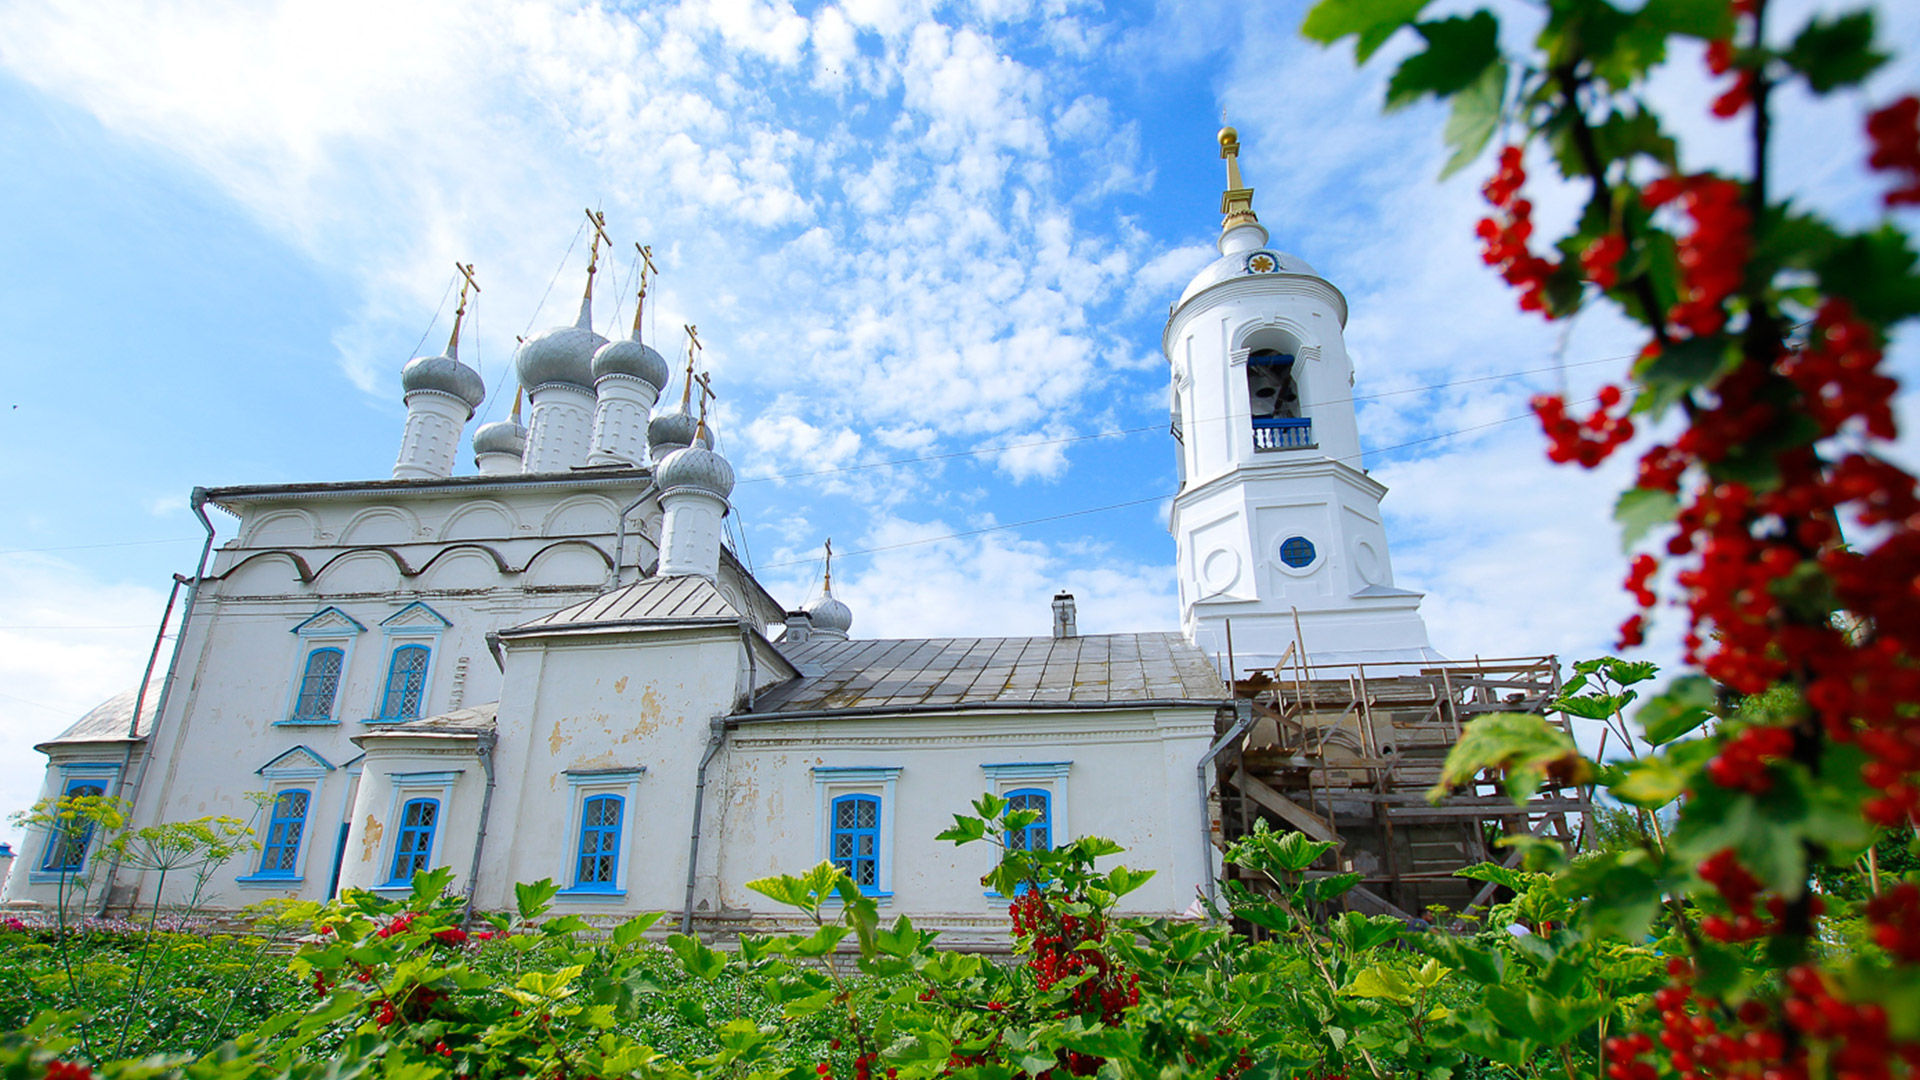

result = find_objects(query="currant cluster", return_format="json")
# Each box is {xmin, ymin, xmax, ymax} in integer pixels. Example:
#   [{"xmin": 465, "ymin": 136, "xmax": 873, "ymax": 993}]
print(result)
[
  {"xmin": 1602, "ymin": 1032, "xmax": 1657, "ymax": 1080},
  {"xmin": 1867, "ymin": 96, "xmax": 1920, "ymax": 206},
  {"xmin": 1530, "ymin": 386, "xmax": 1634, "ymax": 468},
  {"xmin": 1008, "ymin": 891, "xmax": 1139, "ymax": 1030},
  {"xmin": 814, "ymin": 1051, "xmax": 889, "ymax": 1080},
  {"xmin": 1779, "ymin": 965, "xmax": 1918, "ymax": 1079},
  {"xmin": 1866, "ymin": 882, "xmax": 1920, "ymax": 963},
  {"xmin": 1476, "ymin": 147, "xmax": 1561, "ymax": 314},
  {"xmin": 1781, "ymin": 299, "xmax": 1900, "ymax": 442},
  {"xmin": 1705, "ymin": 37, "xmax": 1754, "ymax": 119},
  {"xmin": 1644, "ymin": 175, "xmax": 1751, "ymax": 338},
  {"xmin": 44, "ymin": 1064, "xmax": 90, "ymax": 1080},
  {"xmin": 1581, "ymin": 234, "xmax": 1628, "ymax": 289},
  {"xmin": 1703, "ymin": 726, "xmax": 1795, "ymax": 795}
]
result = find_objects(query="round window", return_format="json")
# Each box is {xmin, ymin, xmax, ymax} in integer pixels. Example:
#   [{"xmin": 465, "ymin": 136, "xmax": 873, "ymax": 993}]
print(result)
[{"xmin": 1279, "ymin": 536, "xmax": 1316, "ymax": 568}]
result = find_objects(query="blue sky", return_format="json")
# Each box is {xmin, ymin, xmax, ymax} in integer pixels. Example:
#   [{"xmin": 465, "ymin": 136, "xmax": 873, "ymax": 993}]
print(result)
[{"xmin": 2, "ymin": 0, "xmax": 1916, "ymax": 845}]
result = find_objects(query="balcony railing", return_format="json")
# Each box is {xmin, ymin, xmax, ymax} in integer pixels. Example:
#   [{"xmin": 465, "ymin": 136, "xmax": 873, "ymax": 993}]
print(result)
[{"xmin": 1252, "ymin": 416, "xmax": 1312, "ymax": 451}]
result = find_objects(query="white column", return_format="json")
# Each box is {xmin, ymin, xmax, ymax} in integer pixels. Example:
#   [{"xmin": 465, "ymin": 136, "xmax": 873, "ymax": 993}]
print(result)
[
  {"xmin": 521, "ymin": 384, "xmax": 596, "ymax": 473},
  {"xmin": 658, "ymin": 489, "xmax": 727, "ymax": 580},
  {"xmin": 475, "ymin": 450, "xmax": 523, "ymax": 475},
  {"xmin": 588, "ymin": 375, "xmax": 660, "ymax": 467},
  {"xmin": 393, "ymin": 391, "xmax": 470, "ymax": 480}
]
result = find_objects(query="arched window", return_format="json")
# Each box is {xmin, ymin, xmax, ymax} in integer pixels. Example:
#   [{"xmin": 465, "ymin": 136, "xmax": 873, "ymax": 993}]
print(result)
[
  {"xmin": 380, "ymin": 645, "xmax": 431, "ymax": 721},
  {"xmin": 387, "ymin": 797, "xmax": 438, "ymax": 884},
  {"xmin": 1004, "ymin": 789, "xmax": 1052, "ymax": 852},
  {"xmin": 258, "ymin": 789, "xmax": 310, "ymax": 876},
  {"xmin": 574, "ymin": 794, "xmax": 624, "ymax": 888},
  {"xmin": 1248, "ymin": 350, "xmax": 1311, "ymax": 450},
  {"xmin": 40, "ymin": 780, "xmax": 107, "ymax": 872},
  {"xmin": 291, "ymin": 649, "xmax": 344, "ymax": 722},
  {"xmin": 830, "ymin": 794, "xmax": 880, "ymax": 889}
]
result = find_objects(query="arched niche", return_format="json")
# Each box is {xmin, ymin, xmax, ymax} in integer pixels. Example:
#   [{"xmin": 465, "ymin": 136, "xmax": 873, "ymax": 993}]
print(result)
[
  {"xmin": 314, "ymin": 549, "xmax": 406, "ymax": 596},
  {"xmin": 1236, "ymin": 322, "xmax": 1315, "ymax": 451},
  {"xmin": 418, "ymin": 546, "xmax": 509, "ymax": 591},
  {"xmin": 440, "ymin": 501, "xmax": 520, "ymax": 542},
  {"xmin": 220, "ymin": 552, "xmax": 312, "ymax": 596},
  {"xmin": 523, "ymin": 541, "xmax": 612, "ymax": 588},
  {"xmin": 541, "ymin": 495, "xmax": 617, "ymax": 539},
  {"xmin": 341, "ymin": 507, "xmax": 420, "ymax": 547},
  {"xmin": 245, "ymin": 510, "xmax": 320, "ymax": 547}
]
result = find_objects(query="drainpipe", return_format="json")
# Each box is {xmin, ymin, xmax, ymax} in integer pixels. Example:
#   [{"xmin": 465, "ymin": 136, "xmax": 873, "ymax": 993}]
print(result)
[
  {"xmin": 680, "ymin": 718, "xmax": 728, "ymax": 933},
  {"xmin": 462, "ymin": 729, "xmax": 499, "ymax": 930},
  {"xmin": 97, "ymin": 488, "xmax": 216, "ymax": 916},
  {"xmin": 1195, "ymin": 699, "xmax": 1255, "ymax": 914},
  {"xmin": 741, "ymin": 627, "xmax": 758, "ymax": 712},
  {"xmin": 609, "ymin": 483, "xmax": 657, "ymax": 587}
]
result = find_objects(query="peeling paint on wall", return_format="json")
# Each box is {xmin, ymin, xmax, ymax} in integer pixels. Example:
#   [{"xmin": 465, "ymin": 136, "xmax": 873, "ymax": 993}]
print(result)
[
  {"xmin": 614, "ymin": 676, "xmax": 629, "ymax": 694},
  {"xmin": 360, "ymin": 815, "xmax": 384, "ymax": 862}
]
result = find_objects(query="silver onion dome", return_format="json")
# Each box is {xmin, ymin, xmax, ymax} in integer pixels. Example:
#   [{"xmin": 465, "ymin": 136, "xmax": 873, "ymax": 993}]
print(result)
[
  {"xmin": 592, "ymin": 338, "xmax": 670, "ymax": 390},
  {"xmin": 472, "ymin": 416, "xmax": 528, "ymax": 457},
  {"xmin": 648, "ymin": 405, "xmax": 701, "ymax": 454},
  {"xmin": 654, "ymin": 444, "xmax": 735, "ymax": 499},
  {"xmin": 401, "ymin": 353, "xmax": 486, "ymax": 411},
  {"xmin": 806, "ymin": 591, "xmax": 853, "ymax": 635}
]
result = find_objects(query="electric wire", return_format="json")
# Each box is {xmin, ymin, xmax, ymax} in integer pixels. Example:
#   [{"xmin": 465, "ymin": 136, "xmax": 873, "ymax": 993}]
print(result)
[{"xmin": 407, "ymin": 273, "xmax": 459, "ymax": 365}]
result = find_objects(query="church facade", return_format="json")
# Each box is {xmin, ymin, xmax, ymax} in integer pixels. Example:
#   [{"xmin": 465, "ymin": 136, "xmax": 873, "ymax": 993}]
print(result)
[{"xmin": 5, "ymin": 132, "xmax": 1440, "ymax": 936}]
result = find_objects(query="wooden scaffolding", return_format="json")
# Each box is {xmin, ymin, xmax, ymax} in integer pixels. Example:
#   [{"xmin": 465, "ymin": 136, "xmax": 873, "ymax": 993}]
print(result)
[{"xmin": 1209, "ymin": 649, "xmax": 1589, "ymax": 921}]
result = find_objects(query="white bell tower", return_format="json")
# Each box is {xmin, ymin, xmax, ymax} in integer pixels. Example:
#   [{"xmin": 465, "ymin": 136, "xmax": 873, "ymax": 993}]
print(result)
[{"xmin": 1166, "ymin": 128, "xmax": 1438, "ymax": 674}]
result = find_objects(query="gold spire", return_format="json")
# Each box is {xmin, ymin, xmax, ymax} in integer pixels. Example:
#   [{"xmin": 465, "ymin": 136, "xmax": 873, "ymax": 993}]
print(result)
[
  {"xmin": 510, "ymin": 385, "xmax": 523, "ymax": 424},
  {"xmin": 692, "ymin": 371, "xmax": 716, "ymax": 442},
  {"xmin": 1218, "ymin": 127, "xmax": 1258, "ymax": 230},
  {"xmin": 447, "ymin": 262, "xmax": 480, "ymax": 356},
  {"xmin": 631, "ymin": 243, "xmax": 656, "ymax": 342}
]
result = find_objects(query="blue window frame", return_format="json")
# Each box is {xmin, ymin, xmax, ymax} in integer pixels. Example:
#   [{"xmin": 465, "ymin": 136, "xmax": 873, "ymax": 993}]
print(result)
[
  {"xmin": 1279, "ymin": 536, "xmax": 1316, "ymax": 568},
  {"xmin": 380, "ymin": 645, "xmax": 430, "ymax": 720},
  {"xmin": 387, "ymin": 798, "xmax": 438, "ymax": 884},
  {"xmin": 830, "ymin": 794, "xmax": 880, "ymax": 890},
  {"xmin": 292, "ymin": 649, "xmax": 344, "ymax": 722},
  {"xmin": 41, "ymin": 779, "xmax": 107, "ymax": 872},
  {"xmin": 257, "ymin": 789, "xmax": 311, "ymax": 876},
  {"xmin": 573, "ymin": 795, "xmax": 624, "ymax": 889},
  {"xmin": 1004, "ymin": 789, "xmax": 1052, "ymax": 852}
]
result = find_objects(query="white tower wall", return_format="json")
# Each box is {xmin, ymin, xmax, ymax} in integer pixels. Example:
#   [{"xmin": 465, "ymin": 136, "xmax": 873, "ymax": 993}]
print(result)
[
  {"xmin": 657, "ymin": 489, "xmax": 727, "ymax": 580},
  {"xmin": 588, "ymin": 375, "xmax": 659, "ymax": 467},
  {"xmin": 521, "ymin": 384, "xmax": 596, "ymax": 473},
  {"xmin": 393, "ymin": 391, "xmax": 470, "ymax": 480},
  {"xmin": 475, "ymin": 449, "xmax": 524, "ymax": 475}
]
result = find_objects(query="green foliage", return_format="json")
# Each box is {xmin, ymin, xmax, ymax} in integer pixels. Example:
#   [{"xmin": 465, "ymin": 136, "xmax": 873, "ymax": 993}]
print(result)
[{"xmin": 1432, "ymin": 711, "xmax": 1590, "ymax": 804}]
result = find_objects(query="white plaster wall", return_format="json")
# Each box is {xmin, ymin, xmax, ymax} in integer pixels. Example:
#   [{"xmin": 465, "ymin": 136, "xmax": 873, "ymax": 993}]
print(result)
[
  {"xmin": 588, "ymin": 376, "xmax": 658, "ymax": 467},
  {"xmin": 395, "ymin": 391, "xmax": 472, "ymax": 480},
  {"xmin": 523, "ymin": 385, "xmax": 596, "ymax": 473},
  {"xmin": 658, "ymin": 491, "xmax": 726, "ymax": 580}
]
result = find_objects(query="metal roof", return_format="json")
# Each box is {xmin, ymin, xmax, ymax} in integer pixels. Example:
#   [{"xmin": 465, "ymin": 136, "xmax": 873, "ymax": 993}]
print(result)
[
  {"xmin": 37, "ymin": 688, "xmax": 159, "ymax": 750},
  {"xmin": 507, "ymin": 575, "xmax": 741, "ymax": 633},
  {"xmin": 747, "ymin": 632, "xmax": 1227, "ymax": 716}
]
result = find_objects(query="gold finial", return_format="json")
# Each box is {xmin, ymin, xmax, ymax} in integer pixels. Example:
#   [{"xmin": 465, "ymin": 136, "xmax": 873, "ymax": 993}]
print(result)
[
  {"xmin": 691, "ymin": 370, "xmax": 717, "ymax": 441},
  {"xmin": 823, "ymin": 538, "xmax": 833, "ymax": 592},
  {"xmin": 680, "ymin": 324, "xmax": 702, "ymax": 408},
  {"xmin": 445, "ymin": 262, "xmax": 480, "ymax": 355},
  {"xmin": 510, "ymin": 385, "xmax": 524, "ymax": 423},
  {"xmin": 631, "ymin": 243, "xmax": 656, "ymax": 340},
  {"xmin": 1218, "ymin": 127, "xmax": 1258, "ymax": 229},
  {"xmin": 583, "ymin": 208, "xmax": 612, "ymax": 297}
]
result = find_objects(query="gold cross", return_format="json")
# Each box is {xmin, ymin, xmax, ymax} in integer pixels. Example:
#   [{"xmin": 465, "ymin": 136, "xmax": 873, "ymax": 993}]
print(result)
[
  {"xmin": 679, "ymin": 324, "xmax": 700, "ymax": 407},
  {"xmin": 584, "ymin": 208, "xmax": 612, "ymax": 276},
  {"xmin": 691, "ymin": 371, "xmax": 717, "ymax": 441},
  {"xmin": 447, "ymin": 262, "xmax": 479, "ymax": 352},
  {"xmin": 631, "ymin": 244, "xmax": 656, "ymax": 339},
  {"xmin": 823, "ymin": 538, "xmax": 833, "ymax": 590}
]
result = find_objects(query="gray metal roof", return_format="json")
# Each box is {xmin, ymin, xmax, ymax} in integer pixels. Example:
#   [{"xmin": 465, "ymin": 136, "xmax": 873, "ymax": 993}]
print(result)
[
  {"xmin": 507, "ymin": 575, "xmax": 741, "ymax": 633},
  {"xmin": 360, "ymin": 702, "xmax": 498, "ymax": 736},
  {"xmin": 37, "ymin": 688, "xmax": 159, "ymax": 750},
  {"xmin": 747, "ymin": 632, "xmax": 1227, "ymax": 716}
]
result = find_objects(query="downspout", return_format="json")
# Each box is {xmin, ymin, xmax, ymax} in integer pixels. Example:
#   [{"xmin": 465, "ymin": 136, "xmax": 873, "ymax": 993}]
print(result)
[
  {"xmin": 680, "ymin": 718, "xmax": 728, "ymax": 933},
  {"xmin": 461, "ymin": 729, "xmax": 499, "ymax": 930},
  {"xmin": 609, "ymin": 483, "xmax": 657, "ymax": 587},
  {"xmin": 97, "ymin": 488, "xmax": 216, "ymax": 916},
  {"xmin": 742, "ymin": 627, "xmax": 758, "ymax": 712},
  {"xmin": 1195, "ymin": 698, "xmax": 1256, "ymax": 915}
]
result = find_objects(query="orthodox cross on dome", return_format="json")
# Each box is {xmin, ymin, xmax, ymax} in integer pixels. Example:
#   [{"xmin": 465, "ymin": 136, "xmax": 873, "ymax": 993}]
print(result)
[
  {"xmin": 581, "ymin": 207, "xmax": 613, "ymax": 304},
  {"xmin": 691, "ymin": 370, "xmax": 717, "ymax": 441},
  {"xmin": 679, "ymin": 323, "xmax": 702, "ymax": 409},
  {"xmin": 822, "ymin": 538, "xmax": 834, "ymax": 592},
  {"xmin": 1218, "ymin": 126, "xmax": 1259, "ymax": 230},
  {"xmin": 630, "ymin": 243, "xmax": 657, "ymax": 342},
  {"xmin": 446, "ymin": 261, "xmax": 480, "ymax": 356}
]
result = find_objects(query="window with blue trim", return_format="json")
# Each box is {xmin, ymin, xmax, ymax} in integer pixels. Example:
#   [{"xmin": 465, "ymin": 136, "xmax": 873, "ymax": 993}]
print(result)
[
  {"xmin": 830, "ymin": 794, "xmax": 880, "ymax": 890},
  {"xmin": 388, "ymin": 798, "xmax": 438, "ymax": 884},
  {"xmin": 41, "ymin": 779, "xmax": 107, "ymax": 872},
  {"xmin": 380, "ymin": 645, "xmax": 430, "ymax": 720},
  {"xmin": 1279, "ymin": 536, "xmax": 1316, "ymax": 568},
  {"xmin": 573, "ymin": 795, "xmax": 624, "ymax": 889},
  {"xmin": 1004, "ymin": 789, "xmax": 1052, "ymax": 852},
  {"xmin": 257, "ymin": 789, "xmax": 310, "ymax": 876},
  {"xmin": 291, "ymin": 649, "xmax": 343, "ymax": 722}
]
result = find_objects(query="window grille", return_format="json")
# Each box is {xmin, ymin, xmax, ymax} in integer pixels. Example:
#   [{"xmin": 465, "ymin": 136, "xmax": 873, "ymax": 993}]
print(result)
[
  {"xmin": 380, "ymin": 645, "xmax": 431, "ymax": 720},
  {"xmin": 258, "ymin": 789, "xmax": 310, "ymax": 875},
  {"xmin": 830, "ymin": 794, "xmax": 880, "ymax": 889},
  {"xmin": 575, "ymin": 794, "xmax": 624, "ymax": 887},
  {"xmin": 388, "ymin": 797, "xmax": 438, "ymax": 884},
  {"xmin": 1004, "ymin": 789, "xmax": 1052, "ymax": 852},
  {"xmin": 292, "ymin": 649, "xmax": 343, "ymax": 721},
  {"xmin": 1280, "ymin": 536, "xmax": 1317, "ymax": 568},
  {"xmin": 40, "ymin": 780, "xmax": 106, "ymax": 872}
]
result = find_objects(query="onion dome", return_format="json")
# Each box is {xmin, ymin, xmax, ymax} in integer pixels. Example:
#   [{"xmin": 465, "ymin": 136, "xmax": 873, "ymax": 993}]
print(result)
[
  {"xmin": 401, "ymin": 351, "xmax": 486, "ymax": 411},
  {"xmin": 654, "ymin": 444, "xmax": 735, "ymax": 499},
  {"xmin": 515, "ymin": 294, "xmax": 606, "ymax": 390},
  {"xmin": 806, "ymin": 590, "xmax": 853, "ymax": 636},
  {"xmin": 472, "ymin": 415, "xmax": 528, "ymax": 457},
  {"xmin": 649, "ymin": 403, "xmax": 702, "ymax": 455},
  {"xmin": 592, "ymin": 337, "xmax": 670, "ymax": 389}
]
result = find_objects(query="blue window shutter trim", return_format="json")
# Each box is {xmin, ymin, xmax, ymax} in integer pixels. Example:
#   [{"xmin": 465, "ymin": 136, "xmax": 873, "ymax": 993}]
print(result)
[
  {"xmin": 292, "ymin": 648, "xmax": 344, "ymax": 722},
  {"xmin": 574, "ymin": 794, "xmax": 624, "ymax": 887},
  {"xmin": 829, "ymin": 794, "xmax": 881, "ymax": 890},
  {"xmin": 388, "ymin": 797, "xmax": 438, "ymax": 884},
  {"xmin": 380, "ymin": 645, "xmax": 431, "ymax": 720},
  {"xmin": 41, "ymin": 779, "xmax": 108, "ymax": 872},
  {"xmin": 1004, "ymin": 788, "xmax": 1052, "ymax": 853},
  {"xmin": 258, "ymin": 789, "xmax": 311, "ymax": 876}
]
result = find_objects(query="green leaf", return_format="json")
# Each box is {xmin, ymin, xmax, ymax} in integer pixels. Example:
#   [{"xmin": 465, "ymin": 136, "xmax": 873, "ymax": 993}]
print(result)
[
  {"xmin": 1632, "ymin": 335, "xmax": 1733, "ymax": 419},
  {"xmin": 1301, "ymin": 0, "xmax": 1435, "ymax": 61},
  {"xmin": 1815, "ymin": 225, "xmax": 1920, "ymax": 325},
  {"xmin": 1783, "ymin": 10, "xmax": 1886, "ymax": 94},
  {"xmin": 1637, "ymin": 675, "xmax": 1717, "ymax": 745},
  {"xmin": 514, "ymin": 879, "xmax": 560, "ymax": 921},
  {"xmin": 1456, "ymin": 862, "xmax": 1533, "ymax": 894},
  {"xmin": 1438, "ymin": 60, "xmax": 1506, "ymax": 178},
  {"xmin": 1105, "ymin": 865, "xmax": 1156, "ymax": 898},
  {"xmin": 1312, "ymin": 871, "xmax": 1364, "ymax": 901},
  {"xmin": 1431, "ymin": 712, "xmax": 1588, "ymax": 805},
  {"xmin": 1556, "ymin": 848, "xmax": 1668, "ymax": 939},
  {"xmin": 1611, "ymin": 755, "xmax": 1690, "ymax": 808},
  {"xmin": 610, "ymin": 912, "xmax": 663, "ymax": 949},
  {"xmin": 1385, "ymin": 13, "xmax": 1500, "ymax": 111},
  {"xmin": 1636, "ymin": 0, "xmax": 1734, "ymax": 40},
  {"xmin": 935, "ymin": 815, "xmax": 989, "ymax": 844},
  {"xmin": 1328, "ymin": 911, "xmax": 1404, "ymax": 953},
  {"xmin": 666, "ymin": 933, "xmax": 728, "ymax": 981},
  {"xmin": 1343, "ymin": 965, "xmax": 1415, "ymax": 1005},
  {"xmin": 1615, "ymin": 487, "xmax": 1680, "ymax": 550}
]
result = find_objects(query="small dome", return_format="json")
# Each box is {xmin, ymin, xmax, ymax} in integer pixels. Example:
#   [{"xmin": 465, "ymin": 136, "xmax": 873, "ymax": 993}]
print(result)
[
  {"xmin": 1177, "ymin": 248, "xmax": 1321, "ymax": 309},
  {"xmin": 515, "ymin": 322, "xmax": 607, "ymax": 390},
  {"xmin": 649, "ymin": 405, "xmax": 701, "ymax": 452},
  {"xmin": 806, "ymin": 591, "xmax": 853, "ymax": 635},
  {"xmin": 593, "ymin": 338, "xmax": 670, "ymax": 389},
  {"xmin": 655, "ymin": 444, "xmax": 735, "ymax": 498},
  {"xmin": 401, "ymin": 353, "xmax": 486, "ymax": 411},
  {"xmin": 472, "ymin": 416, "xmax": 528, "ymax": 456}
]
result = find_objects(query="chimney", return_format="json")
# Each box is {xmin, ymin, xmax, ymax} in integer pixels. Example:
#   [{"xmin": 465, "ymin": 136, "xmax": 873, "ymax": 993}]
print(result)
[
  {"xmin": 1051, "ymin": 591, "xmax": 1077, "ymax": 639},
  {"xmin": 784, "ymin": 610, "xmax": 813, "ymax": 644}
]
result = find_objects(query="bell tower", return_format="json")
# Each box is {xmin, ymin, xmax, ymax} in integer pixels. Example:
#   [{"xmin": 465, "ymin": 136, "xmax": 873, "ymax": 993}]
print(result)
[{"xmin": 1165, "ymin": 128, "xmax": 1437, "ymax": 674}]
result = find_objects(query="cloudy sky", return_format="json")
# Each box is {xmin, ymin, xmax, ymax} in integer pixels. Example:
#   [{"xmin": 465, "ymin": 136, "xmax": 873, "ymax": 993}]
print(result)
[{"xmin": 1, "ymin": 0, "xmax": 1916, "ymax": 845}]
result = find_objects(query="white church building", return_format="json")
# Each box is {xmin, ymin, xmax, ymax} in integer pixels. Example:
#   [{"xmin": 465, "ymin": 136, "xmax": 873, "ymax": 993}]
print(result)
[{"xmin": 7, "ymin": 131, "xmax": 1441, "ymax": 936}]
